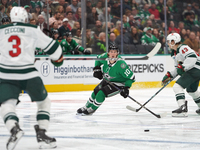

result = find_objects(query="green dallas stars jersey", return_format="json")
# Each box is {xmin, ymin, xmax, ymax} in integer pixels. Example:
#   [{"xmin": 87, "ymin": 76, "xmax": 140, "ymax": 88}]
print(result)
[
  {"xmin": 141, "ymin": 33, "xmax": 159, "ymax": 46},
  {"xmin": 95, "ymin": 53, "xmax": 135, "ymax": 88},
  {"xmin": 60, "ymin": 38, "xmax": 84, "ymax": 55}
]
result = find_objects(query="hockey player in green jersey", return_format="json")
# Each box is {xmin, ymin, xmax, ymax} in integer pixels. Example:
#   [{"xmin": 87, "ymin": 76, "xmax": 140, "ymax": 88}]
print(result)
[
  {"xmin": 77, "ymin": 44, "xmax": 135, "ymax": 115},
  {"xmin": 162, "ymin": 33, "xmax": 200, "ymax": 117},
  {"xmin": 60, "ymin": 32, "xmax": 91, "ymax": 55}
]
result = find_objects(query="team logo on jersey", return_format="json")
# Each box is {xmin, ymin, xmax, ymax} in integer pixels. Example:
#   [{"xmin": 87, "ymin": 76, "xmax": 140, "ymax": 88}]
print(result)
[
  {"xmin": 120, "ymin": 63, "xmax": 126, "ymax": 69},
  {"xmin": 41, "ymin": 62, "xmax": 50, "ymax": 77}
]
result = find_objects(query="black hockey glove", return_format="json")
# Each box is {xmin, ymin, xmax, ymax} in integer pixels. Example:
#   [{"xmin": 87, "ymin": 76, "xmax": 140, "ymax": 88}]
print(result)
[
  {"xmin": 83, "ymin": 49, "xmax": 91, "ymax": 55},
  {"xmin": 120, "ymin": 86, "xmax": 129, "ymax": 98},
  {"xmin": 93, "ymin": 66, "xmax": 103, "ymax": 80},
  {"xmin": 71, "ymin": 50, "xmax": 79, "ymax": 55}
]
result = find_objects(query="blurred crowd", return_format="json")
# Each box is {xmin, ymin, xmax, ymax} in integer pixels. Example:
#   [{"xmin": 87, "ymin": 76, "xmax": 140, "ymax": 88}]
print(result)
[{"xmin": 1, "ymin": 0, "xmax": 200, "ymax": 54}]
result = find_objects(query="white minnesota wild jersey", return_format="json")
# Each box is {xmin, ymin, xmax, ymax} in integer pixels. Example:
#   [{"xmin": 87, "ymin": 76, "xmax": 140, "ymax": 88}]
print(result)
[
  {"xmin": 0, "ymin": 22, "xmax": 62, "ymax": 80},
  {"xmin": 170, "ymin": 44, "xmax": 200, "ymax": 76}
]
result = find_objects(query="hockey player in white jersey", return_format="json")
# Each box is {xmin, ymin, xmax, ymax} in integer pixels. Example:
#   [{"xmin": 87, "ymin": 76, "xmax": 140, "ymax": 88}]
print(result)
[
  {"xmin": 162, "ymin": 33, "xmax": 200, "ymax": 117},
  {"xmin": 0, "ymin": 7, "xmax": 63, "ymax": 150}
]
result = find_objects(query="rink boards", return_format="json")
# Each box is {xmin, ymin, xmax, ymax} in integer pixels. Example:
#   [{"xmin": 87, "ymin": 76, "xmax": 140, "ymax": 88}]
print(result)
[{"xmin": 35, "ymin": 55, "xmax": 176, "ymax": 92}]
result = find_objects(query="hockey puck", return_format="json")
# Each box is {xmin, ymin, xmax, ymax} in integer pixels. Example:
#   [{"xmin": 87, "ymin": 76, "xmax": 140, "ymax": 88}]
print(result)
[{"xmin": 144, "ymin": 129, "xmax": 150, "ymax": 132}]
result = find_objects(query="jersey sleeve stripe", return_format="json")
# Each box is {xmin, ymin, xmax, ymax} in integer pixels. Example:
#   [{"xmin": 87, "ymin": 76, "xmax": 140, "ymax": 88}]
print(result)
[
  {"xmin": 0, "ymin": 67, "xmax": 37, "ymax": 74},
  {"xmin": 44, "ymin": 40, "xmax": 59, "ymax": 55},
  {"xmin": 187, "ymin": 54, "xmax": 197, "ymax": 58},
  {"xmin": 185, "ymin": 52, "xmax": 196, "ymax": 58}
]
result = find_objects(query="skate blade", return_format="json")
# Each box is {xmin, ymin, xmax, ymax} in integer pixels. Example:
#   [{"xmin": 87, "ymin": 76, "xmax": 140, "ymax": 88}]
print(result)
[
  {"xmin": 172, "ymin": 112, "xmax": 188, "ymax": 117},
  {"xmin": 7, "ymin": 130, "xmax": 24, "ymax": 150},
  {"xmin": 38, "ymin": 141, "xmax": 57, "ymax": 149}
]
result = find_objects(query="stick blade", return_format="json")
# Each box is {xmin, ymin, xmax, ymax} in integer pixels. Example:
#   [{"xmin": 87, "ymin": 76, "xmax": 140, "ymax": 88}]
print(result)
[
  {"xmin": 126, "ymin": 105, "xmax": 137, "ymax": 112},
  {"xmin": 146, "ymin": 42, "xmax": 161, "ymax": 59}
]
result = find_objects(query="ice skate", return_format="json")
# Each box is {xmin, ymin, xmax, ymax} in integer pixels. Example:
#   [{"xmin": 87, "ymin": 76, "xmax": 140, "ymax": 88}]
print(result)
[
  {"xmin": 6, "ymin": 122, "xmax": 24, "ymax": 150},
  {"xmin": 76, "ymin": 106, "xmax": 87, "ymax": 115},
  {"xmin": 172, "ymin": 101, "xmax": 188, "ymax": 117},
  {"xmin": 196, "ymin": 109, "xmax": 200, "ymax": 115},
  {"xmin": 34, "ymin": 125, "xmax": 56, "ymax": 149},
  {"xmin": 81, "ymin": 107, "xmax": 95, "ymax": 116}
]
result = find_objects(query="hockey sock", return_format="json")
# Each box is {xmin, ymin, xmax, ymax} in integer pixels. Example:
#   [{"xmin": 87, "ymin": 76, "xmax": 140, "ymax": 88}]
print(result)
[
  {"xmin": 173, "ymin": 83, "xmax": 185, "ymax": 106},
  {"xmin": 91, "ymin": 90, "xmax": 106, "ymax": 110},
  {"xmin": 188, "ymin": 91, "xmax": 200, "ymax": 108},
  {"xmin": 85, "ymin": 92, "xmax": 96, "ymax": 108},
  {"xmin": 0, "ymin": 99, "xmax": 19, "ymax": 131},
  {"xmin": 36, "ymin": 97, "xmax": 51, "ymax": 130}
]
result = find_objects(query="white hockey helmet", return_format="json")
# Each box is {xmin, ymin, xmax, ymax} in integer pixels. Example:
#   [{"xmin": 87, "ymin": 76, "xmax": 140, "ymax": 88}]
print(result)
[
  {"xmin": 10, "ymin": 6, "xmax": 28, "ymax": 23},
  {"xmin": 167, "ymin": 33, "xmax": 181, "ymax": 44}
]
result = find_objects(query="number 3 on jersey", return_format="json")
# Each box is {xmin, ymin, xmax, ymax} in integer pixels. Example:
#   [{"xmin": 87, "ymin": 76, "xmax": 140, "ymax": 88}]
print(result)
[{"xmin": 8, "ymin": 35, "xmax": 21, "ymax": 57}]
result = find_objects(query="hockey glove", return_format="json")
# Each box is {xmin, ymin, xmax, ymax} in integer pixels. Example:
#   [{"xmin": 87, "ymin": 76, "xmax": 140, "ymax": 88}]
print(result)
[
  {"xmin": 120, "ymin": 86, "xmax": 129, "ymax": 98},
  {"xmin": 93, "ymin": 66, "xmax": 103, "ymax": 80},
  {"xmin": 161, "ymin": 71, "xmax": 173, "ymax": 86},
  {"xmin": 83, "ymin": 49, "xmax": 91, "ymax": 55},
  {"xmin": 177, "ymin": 63, "xmax": 185, "ymax": 76},
  {"xmin": 51, "ymin": 55, "xmax": 64, "ymax": 67},
  {"xmin": 71, "ymin": 50, "xmax": 79, "ymax": 55}
]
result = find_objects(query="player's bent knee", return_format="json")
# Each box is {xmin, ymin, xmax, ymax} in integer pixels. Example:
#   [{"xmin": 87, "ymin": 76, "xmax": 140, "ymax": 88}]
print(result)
[
  {"xmin": 173, "ymin": 83, "xmax": 184, "ymax": 94},
  {"xmin": 36, "ymin": 97, "xmax": 51, "ymax": 112}
]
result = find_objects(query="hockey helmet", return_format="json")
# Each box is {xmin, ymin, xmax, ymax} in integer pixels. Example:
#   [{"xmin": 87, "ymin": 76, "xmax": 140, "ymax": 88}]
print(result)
[
  {"xmin": 167, "ymin": 33, "xmax": 181, "ymax": 45},
  {"xmin": 66, "ymin": 32, "xmax": 72, "ymax": 37},
  {"xmin": 10, "ymin": 6, "xmax": 28, "ymax": 23},
  {"xmin": 108, "ymin": 44, "xmax": 119, "ymax": 53}
]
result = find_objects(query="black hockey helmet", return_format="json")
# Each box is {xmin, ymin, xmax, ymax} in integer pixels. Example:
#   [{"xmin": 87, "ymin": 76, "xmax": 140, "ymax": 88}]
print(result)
[
  {"xmin": 66, "ymin": 32, "xmax": 72, "ymax": 37},
  {"xmin": 108, "ymin": 44, "xmax": 119, "ymax": 53}
]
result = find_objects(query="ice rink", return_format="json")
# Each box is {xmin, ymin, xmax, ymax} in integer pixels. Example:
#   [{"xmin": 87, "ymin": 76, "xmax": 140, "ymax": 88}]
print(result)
[{"xmin": 0, "ymin": 87, "xmax": 200, "ymax": 150}]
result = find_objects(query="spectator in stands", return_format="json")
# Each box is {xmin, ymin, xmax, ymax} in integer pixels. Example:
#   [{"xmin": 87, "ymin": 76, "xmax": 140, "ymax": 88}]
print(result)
[
  {"xmin": 141, "ymin": 27, "xmax": 159, "ymax": 46},
  {"xmin": 180, "ymin": 29, "xmax": 187, "ymax": 43},
  {"xmin": 94, "ymin": 32, "xmax": 106, "ymax": 54},
  {"xmin": 115, "ymin": 25, "xmax": 131, "ymax": 46},
  {"xmin": 30, "ymin": 18, "xmax": 36, "ymax": 25},
  {"xmin": 31, "ymin": 5, "xmax": 41, "ymax": 24},
  {"xmin": 50, "ymin": 21, "xmax": 59, "ymax": 32},
  {"xmin": 58, "ymin": 18, "xmax": 70, "ymax": 39},
  {"xmin": 142, "ymin": 0, "xmax": 152, "ymax": 6},
  {"xmin": 69, "ymin": 0, "xmax": 78, "ymax": 14},
  {"xmin": 168, "ymin": 20, "xmax": 179, "ymax": 33},
  {"xmin": 148, "ymin": 3, "xmax": 160, "ymax": 20},
  {"xmin": 56, "ymin": 5, "xmax": 64, "ymax": 16},
  {"xmin": 96, "ymin": 1, "xmax": 103, "ymax": 15},
  {"xmin": 5, "ymin": 5, "xmax": 12, "ymax": 18},
  {"xmin": 86, "ymin": 29, "xmax": 94, "ymax": 48},
  {"xmin": 73, "ymin": 28, "xmax": 82, "ymax": 46},
  {"xmin": 109, "ymin": 32, "xmax": 117, "ymax": 46},
  {"xmin": 128, "ymin": 15, "xmax": 141, "ymax": 30},
  {"xmin": 152, "ymin": 28, "xmax": 160, "ymax": 39},
  {"xmin": 102, "ymin": 22, "xmax": 115, "ymax": 35},
  {"xmin": 143, "ymin": 18, "xmax": 159, "ymax": 29},
  {"xmin": 0, "ymin": 5, "xmax": 8, "ymax": 25},
  {"xmin": 12, "ymin": 0, "xmax": 18, "ymax": 7},
  {"xmin": 1, "ymin": 16, "xmax": 10, "ymax": 25},
  {"xmin": 113, "ymin": 20, "xmax": 121, "ymax": 37},
  {"xmin": 123, "ymin": 0, "xmax": 132, "ymax": 13},
  {"xmin": 86, "ymin": 0, "xmax": 92, "ymax": 13},
  {"xmin": 92, "ymin": 20, "xmax": 104, "ymax": 41},
  {"xmin": 128, "ymin": 26, "xmax": 141, "ymax": 45},
  {"xmin": 130, "ymin": 0, "xmax": 139, "ymax": 10},
  {"xmin": 24, "ymin": 5, "xmax": 33, "ymax": 23},
  {"xmin": 1, "ymin": 0, "xmax": 8, "ymax": 10},
  {"xmin": 37, "ymin": 15, "xmax": 48, "ymax": 35},
  {"xmin": 131, "ymin": 6, "xmax": 140, "ymax": 19},
  {"xmin": 87, "ymin": 7, "xmax": 99, "ymax": 29},
  {"xmin": 41, "ymin": 5, "xmax": 51, "ymax": 24},
  {"xmin": 111, "ymin": 1, "xmax": 121, "ymax": 24},
  {"xmin": 177, "ymin": 21, "xmax": 184, "ymax": 34},
  {"xmin": 66, "ymin": 11, "xmax": 75, "ymax": 29},
  {"xmin": 71, "ymin": 21, "xmax": 80, "ymax": 36},
  {"xmin": 160, "ymin": 6, "xmax": 171, "ymax": 21},
  {"xmin": 55, "ymin": 0, "xmax": 68, "ymax": 14},
  {"xmin": 49, "ymin": 11, "xmax": 61, "ymax": 27},
  {"xmin": 125, "ymin": 9, "xmax": 131, "ymax": 22},
  {"xmin": 74, "ymin": 7, "xmax": 81, "ymax": 21},
  {"xmin": 182, "ymin": 3, "xmax": 195, "ymax": 20},
  {"xmin": 193, "ymin": 3, "xmax": 200, "ymax": 21},
  {"xmin": 98, "ymin": 7, "xmax": 112, "ymax": 24},
  {"xmin": 156, "ymin": 0, "xmax": 164, "ymax": 13},
  {"xmin": 167, "ymin": 0, "xmax": 177, "ymax": 13},
  {"xmin": 138, "ymin": 4, "xmax": 151, "ymax": 20},
  {"xmin": 44, "ymin": 0, "xmax": 55, "ymax": 15},
  {"xmin": 123, "ymin": 15, "xmax": 131, "ymax": 31},
  {"xmin": 183, "ymin": 31, "xmax": 199, "ymax": 52}
]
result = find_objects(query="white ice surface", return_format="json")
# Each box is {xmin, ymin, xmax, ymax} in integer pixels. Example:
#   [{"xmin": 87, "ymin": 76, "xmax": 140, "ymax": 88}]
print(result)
[{"xmin": 0, "ymin": 88, "xmax": 200, "ymax": 150}]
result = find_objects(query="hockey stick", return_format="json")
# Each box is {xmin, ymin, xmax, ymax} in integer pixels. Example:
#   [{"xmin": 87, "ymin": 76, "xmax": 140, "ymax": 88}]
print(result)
[
  {"xmin": 127, "ymin": 76, "xmax": 177, "ymax": 112},
  {"xmin": 103, "ymin": 79, "xmax": 164, "ymax": 118},
  {"xmin": 35, "ymin": 42, "xmax": 161, "ymax": 61}
]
